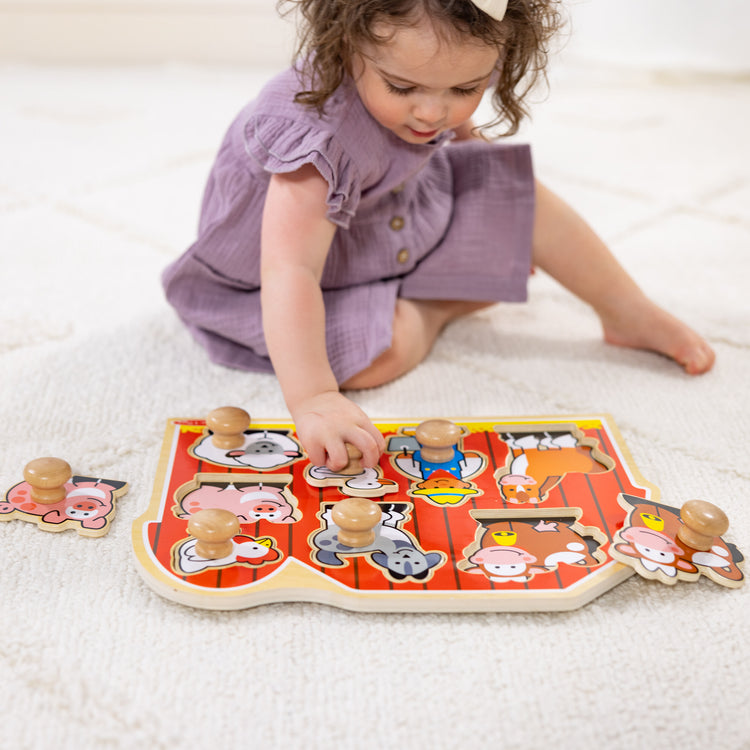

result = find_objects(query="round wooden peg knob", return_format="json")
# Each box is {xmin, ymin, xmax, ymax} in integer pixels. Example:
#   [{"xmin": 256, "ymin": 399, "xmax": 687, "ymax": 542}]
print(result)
[
  {"xmin": 332, "ymin": 497, "xmax": 382, "ymax": 548},
  {"xmin": 187, "ymin": 508, "xmax": 241, "ymax": 559},
  {"xmin": 677, "ymin": 499, "xmax": 729, "ymax": 551},
  {"xmin": 206, "ymin": 406, "xmax": 250, "ymax": 450},
  {"xmin": 23, "ymin": 457, "xmax": 72, "ymax": 504},
  {"xmin": 339, "ymin": 443, "xmax": 364, "ymax": 476},
  {"xmin": 415, "ymin": 419, "xmax": 462, "ymax": 463}
]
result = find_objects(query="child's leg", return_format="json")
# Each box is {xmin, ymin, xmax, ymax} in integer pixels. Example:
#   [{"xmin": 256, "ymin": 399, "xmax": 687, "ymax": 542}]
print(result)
[
  {"xmin": 341, "ymin": 299, "xmax": 491, "ymax": 390},
  {"xmin": 532, "ymin": 181, "xmax": 715, "ymax": 375}
]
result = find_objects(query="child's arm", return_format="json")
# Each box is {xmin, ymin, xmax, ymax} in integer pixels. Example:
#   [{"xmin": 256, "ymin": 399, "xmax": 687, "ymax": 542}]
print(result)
[{"xmin": 260, "ymin": 164, "xmax": 385, "ymax": 470}]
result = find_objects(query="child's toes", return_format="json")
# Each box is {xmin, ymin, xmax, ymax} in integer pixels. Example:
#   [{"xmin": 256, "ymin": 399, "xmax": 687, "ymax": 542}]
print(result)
[{"xmin": 680, "ymin": 339, "xmax": 715, "ymax": 375}]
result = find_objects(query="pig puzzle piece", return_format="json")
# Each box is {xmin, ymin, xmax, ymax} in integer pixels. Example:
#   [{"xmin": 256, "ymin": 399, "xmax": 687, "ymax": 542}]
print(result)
[
  {"xmin": 2, "ymin": 457, "xmax": 129, "ymax": 537},
  {"xmin": 610, "ymin": 494, "xmax": 744, "ymax": 588},
  {"xmin": 133, "ymin": 412, "xmax": 697, "ymax": 612}
]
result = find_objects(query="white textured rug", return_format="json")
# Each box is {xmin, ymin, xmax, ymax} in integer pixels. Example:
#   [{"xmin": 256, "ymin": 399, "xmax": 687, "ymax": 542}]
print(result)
[{"xmin": 1, "ymin": 63, "xmax": 749, "ymax": 749}]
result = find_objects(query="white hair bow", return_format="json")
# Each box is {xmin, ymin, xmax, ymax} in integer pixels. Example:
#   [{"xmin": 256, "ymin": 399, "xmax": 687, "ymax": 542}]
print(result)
[{"xmin": 470, "ymin": 0, "xmax": 508, "ymax": 20}]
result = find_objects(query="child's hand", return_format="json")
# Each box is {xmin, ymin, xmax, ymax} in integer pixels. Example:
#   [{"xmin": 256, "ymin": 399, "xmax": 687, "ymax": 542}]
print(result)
[{"xmin": 291, "ymin": 391, "xmax": 385, "ymax": 471}]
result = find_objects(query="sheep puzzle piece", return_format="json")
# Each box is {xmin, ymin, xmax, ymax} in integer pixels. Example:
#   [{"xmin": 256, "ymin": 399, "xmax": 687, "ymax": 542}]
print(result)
[{"xmin": 131, "ymin": 411, "xmax": 744, "ymax": 611}]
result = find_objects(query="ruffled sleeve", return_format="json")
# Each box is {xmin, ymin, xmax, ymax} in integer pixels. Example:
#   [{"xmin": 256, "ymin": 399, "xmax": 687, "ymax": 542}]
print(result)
[{"xmin": 244, "ymin": 115, "xmax": 361, "ymax": 229}]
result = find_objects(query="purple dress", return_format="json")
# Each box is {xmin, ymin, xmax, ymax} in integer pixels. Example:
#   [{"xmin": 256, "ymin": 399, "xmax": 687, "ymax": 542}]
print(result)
[{"xmin": 163, "ymin": 67, "xmax": 534, "ymax": 383}]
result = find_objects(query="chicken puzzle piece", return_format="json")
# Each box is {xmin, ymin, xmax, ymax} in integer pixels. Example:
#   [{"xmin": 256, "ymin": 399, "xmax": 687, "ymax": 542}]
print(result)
[{"xmin": 174, "ymin": 508, "xmax": 280, "ymax": 576}]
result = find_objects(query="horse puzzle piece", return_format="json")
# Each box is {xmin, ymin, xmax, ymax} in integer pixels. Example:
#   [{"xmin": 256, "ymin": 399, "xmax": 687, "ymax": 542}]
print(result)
[
  {"xmin": 134, "ymin": 413, "xmax": 693, "ymax": 611},
  {"xmin": 494, "ymin": 431, "xmax": 613, "ymax": 504},
  {"xmin": 611, "ymin": 495, "xmax": 744, "ymax": 588},
  {"xmin": 2, "ymin": 457, "xmax": 128, "ymax": 537}
]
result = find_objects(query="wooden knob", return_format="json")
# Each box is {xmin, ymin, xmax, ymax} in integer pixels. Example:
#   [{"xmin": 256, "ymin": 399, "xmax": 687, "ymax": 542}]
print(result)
[
  {"xmin": 415, "ymin": 419, "xmax": 462, "ymax": 463},
  {"xmin": 339, "ymin": 443, "xmax": 364, "ymax": 475},
  {"xmin": 206, "ymin": 406, "xmax": 250, "ymax": 450},
  {"xmin": 677, "ymin": 499, "xmax": 729, "ymax": 551},
  {"xmin": 187, "ymin": 508, "xmax": 240, "ymax": 559},
  {"xmin": 331, "ymin": 497, "xmax": 382, "ymax": 548},
  {"xmin": 23, "ymin": 457, "xmax": 72, "ymax": 504}
]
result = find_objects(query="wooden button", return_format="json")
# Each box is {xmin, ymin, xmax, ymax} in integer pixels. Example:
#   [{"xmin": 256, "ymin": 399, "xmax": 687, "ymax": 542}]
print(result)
[
  {"xmin": 389, "ymin": 216, "xmax": 405, "ymax": 231},
  {"xmin": 188, "ymin": 508, "xmax": 240, "ymax": 559},
  {"xmin": 415, "ymin": 419, "xmax": 462, "ymax": 463},
  {"xmin": 397, "ymin": 248, "xmax": 409, "ymax": 264},
  {"xmin": 23, "ymin": 457, "xmax": 72, "ymax": 504},
  {"xmin": 331, "ymin": 497, "xmax": 382, "ymax": 548},
  {"xmin": 206, "ymin": 406, "xmax": 250, "ymax": 450},
  {"xmin": 677, "ymin": 499, "xmax": 729, "ymax": 551}
]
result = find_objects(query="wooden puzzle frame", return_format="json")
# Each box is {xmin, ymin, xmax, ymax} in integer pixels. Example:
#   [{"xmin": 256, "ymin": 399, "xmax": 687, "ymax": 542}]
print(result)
[{"xmin": 132, "ymin": 414, "xmax": 667, "ymax": 611}]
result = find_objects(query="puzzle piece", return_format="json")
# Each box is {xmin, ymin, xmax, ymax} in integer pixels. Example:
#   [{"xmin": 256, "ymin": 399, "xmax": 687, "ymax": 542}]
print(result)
[
  {"xmin": 2, "ymin": 457, "xmax": 128, "ymax": 537},
  {"xmin": 610, "ymin": 495, "xmax": 744, "ymax": 588},
  {"xmin": 331, "ymin": 496, "xmax": 382, "ymax": 547}
]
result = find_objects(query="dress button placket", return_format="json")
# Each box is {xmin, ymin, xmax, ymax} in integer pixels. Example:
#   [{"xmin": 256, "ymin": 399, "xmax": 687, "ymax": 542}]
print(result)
[{"xmin": 389, "ymin": 212, "xmax": 408, "ymax": 264}]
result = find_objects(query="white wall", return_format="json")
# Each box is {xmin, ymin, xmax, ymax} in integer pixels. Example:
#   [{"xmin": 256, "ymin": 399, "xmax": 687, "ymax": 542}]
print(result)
[
  {"xmin": 564, "ymin": 0, "xmax": 750, "ymax": 73},
  {"xmin": 1, "ymin": 0, "xmax": 748, "ymax": 72},
  {"xmin": 0, "ymin": 1, "xmax": 297, "ymax": 66}
]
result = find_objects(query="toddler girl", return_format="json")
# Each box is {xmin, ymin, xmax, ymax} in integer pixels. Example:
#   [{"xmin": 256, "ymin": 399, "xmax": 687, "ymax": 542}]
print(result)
[{"xmin": 163, "ymin": 0, "xmax": 715, "ymax": 470}]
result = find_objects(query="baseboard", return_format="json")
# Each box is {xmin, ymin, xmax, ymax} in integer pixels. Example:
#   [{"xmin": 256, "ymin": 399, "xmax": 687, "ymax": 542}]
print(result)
[{"xmin": 0, "ymin": 2, "xmax": 296, "ymax": 65}]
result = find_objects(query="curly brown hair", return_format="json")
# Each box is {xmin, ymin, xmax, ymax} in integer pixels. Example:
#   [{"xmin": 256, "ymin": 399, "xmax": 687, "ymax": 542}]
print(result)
[{"xmin": 278, "ymin": 0, "xmax": 563, "ymax": 137}]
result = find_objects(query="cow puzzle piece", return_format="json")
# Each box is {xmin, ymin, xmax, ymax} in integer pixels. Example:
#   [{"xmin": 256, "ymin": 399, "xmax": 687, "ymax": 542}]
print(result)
[
  {"xmin": 2, "ymin": 457, "xmax": 128, "ymax": 536},
  {"xmin": 460, "ymin": 507, "xmax": 608, "ymax": 585},
  {"xmin": 610, "ymin": 495, "xmax": 744, "ymax": 588}
]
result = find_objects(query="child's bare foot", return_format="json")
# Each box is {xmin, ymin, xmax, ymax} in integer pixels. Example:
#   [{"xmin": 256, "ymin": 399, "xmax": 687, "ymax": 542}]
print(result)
[{"xmin": 600, "ymin": 300, "xmax": 715, "ymax": 375}]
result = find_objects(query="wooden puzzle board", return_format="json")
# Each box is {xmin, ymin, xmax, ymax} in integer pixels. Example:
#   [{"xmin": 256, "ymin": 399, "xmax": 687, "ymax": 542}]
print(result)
[{"xmin": 132, "ymin": 414, "xmax": 659, "ymax": 611}]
